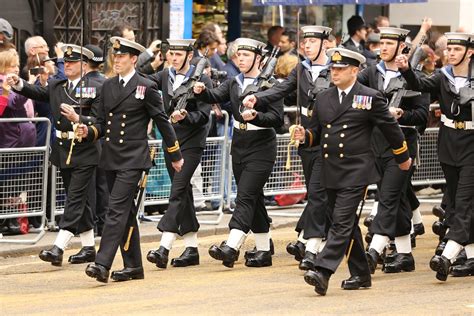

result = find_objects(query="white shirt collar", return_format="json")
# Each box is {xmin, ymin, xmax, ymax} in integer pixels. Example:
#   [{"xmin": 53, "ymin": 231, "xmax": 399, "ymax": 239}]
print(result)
[
  {"xmin": 338, "ymin": 82, "xmax": 355, "ymax": 101},
  {"xmin": 351, "ymin": 37, "xmax": 360, "ymax": 47},
  {"xmin": 68, "ymin": 77, "xmax": 81, "ymax": 88},
  {"xmin": 119, "ymin": 69, "xmax": 136, "ymax": 87}
]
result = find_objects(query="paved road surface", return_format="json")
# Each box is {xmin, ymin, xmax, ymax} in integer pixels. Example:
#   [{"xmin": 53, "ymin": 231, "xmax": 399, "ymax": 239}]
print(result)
[{"xmin": 1, "ymin": 216, "xmax": 473, "ymax": 315}]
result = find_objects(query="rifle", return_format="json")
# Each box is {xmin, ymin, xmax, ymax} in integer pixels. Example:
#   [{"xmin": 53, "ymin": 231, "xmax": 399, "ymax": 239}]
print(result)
[
  {"xmin": 171, "ymin": 49, "xmax": 209, "ymax": 114},
  {"xmin": 387, "ymin": 79, "xmax": 422, "ymax": 109},
  {"xmin": 239, "ymin": 46, "xmax": 280, "ymax": 101},
  {"xmin": 408, "ymin": 34, "xmax": 427, "ymax": 71},
  {"xmin": 124, "ymin": 147, "xmax": 157, "ymax": 251}
]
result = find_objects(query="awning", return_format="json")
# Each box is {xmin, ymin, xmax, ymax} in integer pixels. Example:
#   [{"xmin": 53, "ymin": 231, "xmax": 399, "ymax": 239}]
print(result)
[{"xmin": 253, "ymin": 0, "xmax": 427, "ymax": 5}]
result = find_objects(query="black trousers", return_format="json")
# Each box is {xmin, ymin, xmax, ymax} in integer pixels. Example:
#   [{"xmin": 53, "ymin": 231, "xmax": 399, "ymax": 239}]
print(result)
[
  {"xmin": 158, "ymin": 147, "xmax": 203, "ymax": 235},
  {"xmin": 59, "ymin": 166, "xmax": 95, "ymax": 235},
  {"xmin": 441, "ymin": 163, "xmax": 474, "ymax": 245},
  {"xmin": 406, "ymin": 166, "xmax": 420, "ymax": 211},
  {"xmin": 95, "ymin": 169, "xmax": 143, "ymax": 270},
  {"xmin": 314, "ymin": 186, "xmax": 370, "ymax": 276},
  {"xmin": 229, "ymin": 158, "xmax": 274, "ymax": 234},
  {"xmin": 370, "ymin": 156, "xmax": 412, "ymax": 239},
  {"xmin": 295, "ymin": 148, "xmax": 329, "ymax": 239}
]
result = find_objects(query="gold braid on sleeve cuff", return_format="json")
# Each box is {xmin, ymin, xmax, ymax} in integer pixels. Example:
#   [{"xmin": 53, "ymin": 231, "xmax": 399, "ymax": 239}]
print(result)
[
  {"xmin": 392, "ymin": 141, "xmax": 408, "ymax": 155},
  {"xmin": 90, "ymin": 126, "xmax": 99, "ymax": 142},
  {"xmin": 167, "ymin": 140, "xmax": 180, "ymax": 153},
  {"xmin": 307, "ymin": 129, "xmax": 313, "ymax": 147}
]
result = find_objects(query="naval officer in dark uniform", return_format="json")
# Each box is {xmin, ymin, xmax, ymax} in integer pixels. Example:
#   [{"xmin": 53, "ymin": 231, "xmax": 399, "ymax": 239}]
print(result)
[
  {"xmin": 242, "ymin": 25, "xmax": 333, "ymax": 269},
  {"xmin": 396, "ymin": 32, "xmax": 474, "ymax": 281},
  {"xmin": 357, "ymin": 27, "xmax": 429, "ymax": 274},
  {"xmin": 78, "ymin": 37, "xmax": 183, "ymax": 283},
  {"xmin": 7, "ymin": 45, "xmax": 102, "ymax": 266},
  {"xmin": 293, "ymin": 48, "xmax": 411, "ymax": 296},
  {"xmin": 193, "ymin": 38, "xmax": 284, "ymax": 268},
  {"xmin": 146, "ymin": 39, "xmax": 213, "ymax": 269}
]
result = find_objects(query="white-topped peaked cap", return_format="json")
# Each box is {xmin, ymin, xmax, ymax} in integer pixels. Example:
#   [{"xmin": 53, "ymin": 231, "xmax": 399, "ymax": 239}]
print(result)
[
  {"xmin": 235, "ymin": 38, "xmax": 266, "ymax": 55},
  {"xmin": 301, "ymin": 25, "xmax": 332, "ymax": 39},
  {"xmin": 62, "ymin": 44, "xmax": 94, "ymax": 62},
  {"xmin": 445, "ymin": 32, "xmax": 474, "ymax": 47},
  {"xmin": 378, "ymin": 27, "xmax": 410, "ymax": 41},
  {"xmin": 327, "ymin": 47, "xmax": 366, "ymax": 67},
  {"xmin": 110, "ymin": 36, "xmax": 146, "ymax": 56},
  {"xmin": 167, "ymin": 39, "xmax": 196, "ymax": 51}
]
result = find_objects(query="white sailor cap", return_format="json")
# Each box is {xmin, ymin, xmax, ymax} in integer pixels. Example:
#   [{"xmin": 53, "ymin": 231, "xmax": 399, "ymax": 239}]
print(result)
[
  {"xmin": 167, "ymin": 39, "xmax": 196, "ymax": 51},
  {"xmin": 235, "ymin": 38, "xmax": 266, "ymax": 55},
  {"xmin": 378, "ymin": 27, "xmax": 410, "ymax": 41},
  {"xmin": 110, "ymin": 36, "xmax": 146, "ymax": 56},
  {"xmin": 327, "ymin": 48, "xmax": 366, "ymax": 68},
  {"xmin": 445, "ymin": 32, "xmax": 474, "ymax": 47},
  {"xmin": 301, "ymin": 25, "xmax": 332, "ymax": 39},
  {"xmin": 61, "ymin": 44, "xmax": 94, "ymax": 62}
]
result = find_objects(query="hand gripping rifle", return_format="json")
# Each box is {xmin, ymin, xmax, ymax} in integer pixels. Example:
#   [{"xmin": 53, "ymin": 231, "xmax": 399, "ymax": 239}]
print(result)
[
  {"xmin": 171, "ymin": 49, "xmax": 209, "ymax": 116},
  {"xmin": 124, "ymin": 147, "xmax": 157, "ymax": 251},
  {"xmin": 239, "ymin": 46, "xmax": 280, "ymax": 102},
  {"xmin": 408, "ymin": 34, "xmax": 427, "ymax": 72}
]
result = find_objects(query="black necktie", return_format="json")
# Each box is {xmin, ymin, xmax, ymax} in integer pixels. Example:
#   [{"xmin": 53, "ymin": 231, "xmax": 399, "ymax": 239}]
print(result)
[
  {"xmin": 120, "ymin": 79, "xmax": 125, "ymax": 87},
  {"xmin": 68, "ymin": 81, "xmax": 74, "ymax": 95},
  {"xmin": 340, "ymin": 91, "xmax": 346, "ymax": 104}
]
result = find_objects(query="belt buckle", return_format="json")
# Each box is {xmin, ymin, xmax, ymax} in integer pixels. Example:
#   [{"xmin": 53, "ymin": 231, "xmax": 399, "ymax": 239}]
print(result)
[
  {"xmin": 455, "ymin": 121, "xmax": 465, "ymax": 130},
  {"xmin": 61, "ymin": 132, "xmax": 68, "ymax": 139},
  {"xmin": 239, "ymin": 122, "xmax": 247, "ymax": 130}
]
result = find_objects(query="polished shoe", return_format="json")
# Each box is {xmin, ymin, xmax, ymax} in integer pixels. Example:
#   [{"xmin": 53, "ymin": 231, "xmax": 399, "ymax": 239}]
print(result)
[
  {"xmin": 244, "ymin": 239, "xmax": 275, "ymax": 260},
  {"xmin": 111, "ymin": 266, "xmax": 144, "ymax": 281},
  {"xmin": 365, "ymin": 232, "xmax": 373, "ymax": 245},
  {"xmin": 413, "ymin": 223, "xmax": 425, "ymax": 236},
  {"xmin": 452, "ymin": 250, "xmax": 467, "ymax": 267},
  {"xmin": 171, "ymin": 247, "xmax": 200, "ymax": 267},
  {"xmin": 245, "ymin": 250, "xmax": 272, "ymax": 267},
  {"xmin": 432, "ymin": 205, "xmax": 445, "ymax": 220},
  {"xmin": 304, "ymin": 269, "xmax": 329, "ymax": 296},
  {"xmin": 363, "ymin": 215, "xmax": 375, "ymax": 228},
  {"xmin": 85, "ymin": 263, "xmax": 109, "ymax": 283},
  {"xmin": 299, "ymin": 251, "xmax": 317, "ymax": 271},
  {"xmin": 383, "ymin": 253, "xmax": 415, "ymax": 273},
  {"xmin": 435, "ymin": 240, "xmax": 447, "ymax": 256},
  {"xmin": 429, "ymin": 255, "xmax": 451, "ymax": 281},
  {"xmin": 383, "ymin": 250, "xmax": 397, "ymax": 264},
  {"xmin": 341, "ymin": 275, "xmax": 371, "ymax": 290},
  {"xmin": 146, "ymin": 246, "xmax": 169, "ymax": 269},
  {"xmin": 286, "ymin": 240, "xmax": 305, "ymax": 262},
  {"xmin": 39, "ymin": 245, "xmax": 63, "ymax": 266},
  {"xmin": 209, "ymin": 243, "xmax": 238, "ymax": 268},
  {"xmin": 432, "ymin": 221, "xmax": 447, "ymax": 239},
  {"xmin": 68, "ymin": 246, "xmax": 96, "ymax": 264},
  {"xmin": 220, "ymin": 241, "xmax": 240, "ymax": 261},
  {"xmin": 366, "ymin": 249, "xmax": 379, "ymax": 274},
  {"xmin": 450, "ymin": 258, "xmax": 474, "ymax": 277}
]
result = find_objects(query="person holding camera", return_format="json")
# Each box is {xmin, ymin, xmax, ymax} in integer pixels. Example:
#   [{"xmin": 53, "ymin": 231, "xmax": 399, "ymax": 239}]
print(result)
[{"xmin": 137, "ymin": 39, "xmax": 166, "ymax": 75}]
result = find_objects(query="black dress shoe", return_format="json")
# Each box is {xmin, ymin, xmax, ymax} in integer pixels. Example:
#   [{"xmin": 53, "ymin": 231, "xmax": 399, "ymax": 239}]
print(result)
[
  {"xmin": 209, "ymin": 243, "xmax": 238, "ymax": 268},
  {"xmin": 299, "ymin": 251, "xmax": 317, "ymax": 271},
  {"xmin": 146, "ymin": 246, "xmax": 169, "ymax": 269},
  {"xmin": 435, "ymin": 240, "xmax": 447, "ymax": 256},
  {"xmin": 244, "ymin": 239, "xmax": 275, "ymax": 260},
  {"xmin": 383, "ymin": 253, "xmax": 415, "ymax": 273},
  {"xmin": 286, "ymin": 240, "xmax": 305, "ymax": 262},
  {"xmin": 366, "ymin": 249, "xmax": 379, "ymax": 274},
  {"xmin": 171, "ymin": 247, "xmax": 200, "ymax": 267},
  {"xmin": 111, "ymin": 267, "xmax": 144, "ymax": 281},
  {"xmin": 220, "ymin": 241, "xmax": 240, "ymax": 261},
  {"xmin": 39, "ymin": 245, "xmax": 63, "ymax": 266},
  {"xmin": 432, "ymin": 205, "xmax": 445, "ymax": 220},
  {"xmin": 430, "ymin": 255, "xmax": 451, "ymax": 281},
  {"xmin": 341, "ymin": 275, "xmax": 371, "ymax": 290},
  {"xmin": 383, "ymin": 250, "xmax": 397, "ymax": 264},
  {"xmin": 452, "ymin": 250, "xmax": 467, "ymax": 267},
  {"xmin": 450, "ymin": 258, "xmax": 474, "ymax": 277},
  {"xmin": 432, "ymin": 221, "xmax": 447, "ymax": 239},
  {"xmin": 85, "ymin": 263, "xmax": 109, "ymax": 283},
  {"xmin": 68, "ymin": 246, "xmax": 96, "ymax": 264},
  {"xmin": 363, "ymin": 215, "xmax": 375, "ymax": 228},
  {"xmin": 304, "ymin": 269, "xmax": 329, "ymax": 296},
  {"xmin": 245, "ymin": 250, "xmax": 272, "ymax": 267},
  {"xmin": 413, "ymin": 223, "xmax": 425, "ymax": 236}
]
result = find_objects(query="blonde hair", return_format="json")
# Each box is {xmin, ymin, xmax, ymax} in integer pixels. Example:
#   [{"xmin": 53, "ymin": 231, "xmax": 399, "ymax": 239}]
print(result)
[
  {"xmin": 274, "ymin": 53, "xmax": 299, "ymax": 79},
  {"xmin": 0, "ymin": 49, "xmax": 19, "ymax": 74}
]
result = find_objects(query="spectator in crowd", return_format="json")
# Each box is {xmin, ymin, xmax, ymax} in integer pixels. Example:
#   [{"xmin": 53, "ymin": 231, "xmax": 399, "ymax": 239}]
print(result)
[
  {"xmin": 343, "ymin": 15, "xmax": 368, "ymax": 54},
  {"xmin": 374, "ymin": 15, "xmax": 390, "ymax": 32},
  {"xmin": 278, "ymin": 29, "xmax": 296, "ymax": 55},
  {"xmin": 418, "ymin": 44, "xmax": 438, "ymax": 76},
  {"xmin": 365, "ymin": 32, "xmax": 381, "ymax": 66},
  {"xmin": 274, "ymin": 53, "xmax": 299, "ymax": 134},
  {"xmin": 136, "ymin": 39, "xmax": 165, "ymax": 75},
  {"xmin": 22, "ymin": 36, "xmax": 50, "ymax": 79},
  {"xmin": 326, "ymin": 34, "xmax": 337, "ymax": 49},
  {"xmin": 266, "ymin": 25, "xmax": 284, "ymax": 55},
  {"xmin": 223, "ymin": 41, "xmax": 239, "ymax": 79},
  {"xmin": 105, "ymin": 23, "xmax": 137, "ymax": 77},
  {"xmin": 194, "ymin": 30, "xmax": 220, "ymax": 61},
  {"xmin": 201, "ymin": 22, "xmax": 227, "ymax": 70},
  {"xmin": 0, "ymin": 18, "xmax": 14, "ymax": 52}
]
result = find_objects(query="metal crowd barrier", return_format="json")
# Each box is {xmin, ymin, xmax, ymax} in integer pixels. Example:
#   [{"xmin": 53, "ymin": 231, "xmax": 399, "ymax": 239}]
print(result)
[{"xmin": 0, "ymin": 118, "xmax": 51, "ymax": 244}]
